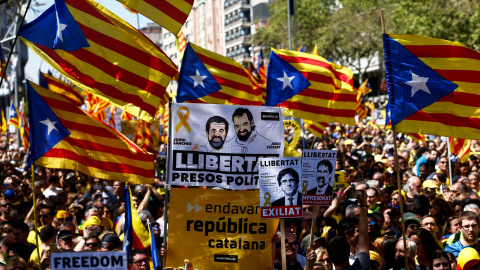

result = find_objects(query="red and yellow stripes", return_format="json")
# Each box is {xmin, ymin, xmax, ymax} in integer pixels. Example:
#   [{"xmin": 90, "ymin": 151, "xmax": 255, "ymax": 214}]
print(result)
[
  {"xmin": 273, "ymin": 49, "xmax": 356, "ymax": 124},
  {"xmin": 41, "ymin": 72, "xmax": 84, "ymax": 107},
  {"xmin": 187, "ymin": 43, "xmax": 263, "ymax": 105},
  {"xmin": 116, "ymin": 0, "xmax": 193, "ymax": 35},
  {"xmin": 176, "ymin": 29, "xmax": 187, "ymax": 56},
  {"xmin": 305, "ymin": 120, "xmax": 328, "ymax": 137},
  {"xmin": 390, "ymin": 34, "xmax": 480, "ymax": 139},
  {"xmin": 20, "ymin": 104, "xmax": 30, "ymax": 151},
  {"xmin": 135, "ymin": 119, "xmax": 157, "ymax": 153},
  {"xmin": 30, "ymin": 82, "xmax": 154, "ymax": 184},
  {"xmin": 449, "ymin": 138, "xmax": 471, "ymax": 162},
  {"xmin": 21, "ymin": 0, "xmax": 177, "ymax": 122}
]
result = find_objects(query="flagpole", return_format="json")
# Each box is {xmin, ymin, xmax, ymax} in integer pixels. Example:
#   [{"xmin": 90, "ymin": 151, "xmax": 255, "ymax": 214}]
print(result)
[
  {"xmin": 286, "ymin": 0, "xmax": 292, "ymax": 50},
  {"xmin": 0, "ymin": 0, "xmax": 32, "ymax": 89},
  {"xmin": 31, "ymin": 165, "xmax": 41, "ymax": 269},
  {"xmin": 447, "ymin": 137, "xmax": 453, "ymax": 189},
  {"xmin": 381, "ymin": 9, "xmax": 409, "ymax": 269},
  {"xmin": 162, "ymin": 99, "xmax": 172, "ymax": 268}
]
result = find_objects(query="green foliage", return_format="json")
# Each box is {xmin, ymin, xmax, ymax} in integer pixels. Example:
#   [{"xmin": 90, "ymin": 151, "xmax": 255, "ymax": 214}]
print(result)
[{"xmin": 254, "ymin": 0, "xmax": 480, "ymax": 80}]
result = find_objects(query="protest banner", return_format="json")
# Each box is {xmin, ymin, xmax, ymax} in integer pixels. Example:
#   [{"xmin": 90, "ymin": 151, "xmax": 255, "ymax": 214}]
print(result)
[
  {"xmin": 302, "ymin": 150, "xmax": 337, "ymax": 206},
  {"xmin": 165, "ymin": 188, "xmax": 279, "ymax": 270},
  {"xmin": 259, "ymin": 157, "xmax": 303, "ymax": 219},
  {"xmin": 168, "ymin": 103, "xmax": 284, "ymax": 190},
  {"xmin": 51, "ymin": 251, "xmax": 127, "ymax": 270}
]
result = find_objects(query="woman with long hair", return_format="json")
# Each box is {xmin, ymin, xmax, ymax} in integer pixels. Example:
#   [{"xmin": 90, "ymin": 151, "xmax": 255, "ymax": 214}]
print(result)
[{"xmin": 409, "ymin": 228, "xmax": 442, "ymax": 268}]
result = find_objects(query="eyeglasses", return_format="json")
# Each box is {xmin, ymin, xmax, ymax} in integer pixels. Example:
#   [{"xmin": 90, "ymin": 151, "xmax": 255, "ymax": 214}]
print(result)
[
  {"xmin": 422, "ymin": 222, "xmax": 436, "ymax": 227},
  {"xmin": 85, "ymin": 242, "xmax": 99, "ymax": 247},
  {"xmin": 416, "ymin": 185, "xmax": 422, "ymax": 188},
  {"xmin": 408, "ymin": 224, "xmax": 419, "ymax": 230},
  {"xmin": 0, "ymin": 203, "xmax": 12, "ymax": 207},
  {"xmin": 303, "ymin": 207, "xmax": 313, "ymax": 212},
  {"xmin": 439, "ymin": 161, "xmax": 447, "ymax": 164},
  {"xmin": 132, "ymin": 259, "xmax": 149, "ymax": 266},
  {"xmin": 392, "ymin": 198, "xmax": 398, "ymax": 201},
  {"xmin": 104, "ymin": 211, "xmax": 111, "ymax": 214},
  {"xmin": 39, "ymin": 214, "xmax": 49, "ymax": 218}
]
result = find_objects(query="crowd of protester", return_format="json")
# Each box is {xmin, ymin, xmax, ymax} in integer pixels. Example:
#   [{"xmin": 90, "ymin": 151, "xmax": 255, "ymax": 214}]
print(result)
[{"xmin": 1, "ymin": 116, "xmax": 480, "ymax": 270}]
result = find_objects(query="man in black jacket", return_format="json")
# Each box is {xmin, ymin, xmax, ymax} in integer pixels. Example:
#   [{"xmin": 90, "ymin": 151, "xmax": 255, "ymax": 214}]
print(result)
[
  {"xmin": 308, "ymin": 159, "xmax": 334, "ymax": 195},
  {"xmin": 272, "ymin": 168, "xmax": 302, "ymax": 206}
]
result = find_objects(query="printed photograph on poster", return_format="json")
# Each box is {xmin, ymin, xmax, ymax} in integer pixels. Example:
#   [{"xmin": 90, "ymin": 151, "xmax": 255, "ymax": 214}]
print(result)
[
  {"xmin": 302, "ymin": 150, "xmax": 337, "ymax": 206},
  {"xmin": 168, "ymin": 103, "xmax": 284, "ymax": 190},
  {"xmin": 259, "ymin": 157, "xmax": 303, "ymax": 219}
]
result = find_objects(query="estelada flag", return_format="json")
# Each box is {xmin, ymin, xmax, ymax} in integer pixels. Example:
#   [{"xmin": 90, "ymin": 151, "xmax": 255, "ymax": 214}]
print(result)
[
  {"xmin": 26, "ymin": 80, "xmax": 154, "ymax": 184},
  {"xmin": 176, "ymin": 43, "xmax": 263, "ymax": 105},
  {"xmin": 304, "ymin": 120, "xmax": 328, "ymax": 137},
  {"xmin": 8, "ymin": 102, "xmax": 20, "ymax": 129},
  {"xmin": 115, "ymin": 0, "xmax": 193, "ymax": 35},
  {"xmin": 266, "ymin": 49, "xmax": 356, "ymax": 124},
  {"xmin": 40, "ymin": 72, "xmax": 84, "ymax": 107},
  {"xmin": 122, "ymin": 186, "xmax": 150, "ymax": 253},
  {"xmin": 384, "ymin": 34, "xmax": 480, "ymax": 139},
  {"xmin": 19, "ymin": 0, "xmax": 177, "ymax": 122}
]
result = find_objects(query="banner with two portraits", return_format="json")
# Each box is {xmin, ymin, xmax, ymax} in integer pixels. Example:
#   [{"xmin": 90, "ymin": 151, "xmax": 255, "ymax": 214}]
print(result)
[{"xmin": 168, "ymin": 103, "xmax": 284, "ymax": 190}]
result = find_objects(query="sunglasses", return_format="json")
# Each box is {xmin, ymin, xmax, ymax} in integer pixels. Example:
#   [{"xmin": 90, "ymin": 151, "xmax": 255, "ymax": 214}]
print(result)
[
  {"xmin": 1, "ymin": 203, "xmax": 12, "ymax": 207},
  {"xmin": 39, "ymin": 214, "xmax": 49, "ymax": 218},
  {"xmin": 85, "ymin": 242, "xmax": 99, "ymax": 247},
  {"xmin": 408, "ymin": 224, "xmax": 419, "ymax": 229}
]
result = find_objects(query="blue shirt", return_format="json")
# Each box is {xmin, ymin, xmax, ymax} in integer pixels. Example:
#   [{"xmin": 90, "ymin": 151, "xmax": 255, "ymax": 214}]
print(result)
[{"xmin": 445, "ymin": 240, "xmax": 478, "ymax": 257}]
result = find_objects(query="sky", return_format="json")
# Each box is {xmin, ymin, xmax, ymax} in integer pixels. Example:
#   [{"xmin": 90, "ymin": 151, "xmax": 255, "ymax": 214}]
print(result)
[{"xmin": 23, "ymin": 0, "xmax": 153, "ymax": 83}]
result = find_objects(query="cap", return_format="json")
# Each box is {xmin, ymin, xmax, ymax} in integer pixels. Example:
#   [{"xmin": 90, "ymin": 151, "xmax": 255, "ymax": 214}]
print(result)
[
  {"xmin": 423, "ymin": 180, "xmax": 438, "ymax": 189},
  {"xmin": 101, "ymin": 233, "xmax": 120, "ymax": 244},
  {"xmin": 300, "ymin": 234, "xmax": 322, "ymax": 253},
  {"xmin": 57, "ymin": 230, "xmax": 74, "ymax": 239},
  {"xmin": 56, "ymin": 210, "xmax": 68, "ymax": 219},
  {"xmin": 81, "ymin": 216, "xmax": 102, "ymax": 229},
  {"xmin": 4, "ymin": 189, "xmax": 15, "ymax": 200},
  {"xmin": 369, "ymin": 250, "xmax": 381, "ymax": 264},
  {"xmin": 344, "ymin": 139, "xmax": 353, "ymax": 146},
  {"xmin": 400, "ymin": 212, "xmax": 421, "ymax": 223}
]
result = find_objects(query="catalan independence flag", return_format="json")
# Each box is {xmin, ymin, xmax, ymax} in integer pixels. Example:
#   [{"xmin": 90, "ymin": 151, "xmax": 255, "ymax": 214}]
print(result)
[
  {"xmin": 135, "ymin": 119, "xmax": 156, "ymax": 153},
  {"xmin": 27, "ymin": 80, "xmax": 154, "ymax": 184},
  {"xmin": 40, "ymin": 72, "xmax": 84, "ymax": 107},
  {"xmin": 384, "ymin": 34, "xmax": 480, "ymax": 139},
  {"xmin": 449, "ymin": 138, "xmax": 471, "ymax": 163},
  {"xmin": 19, "ymin": 0, "xmax": 177, "ymax": 122},
  {"xmin": 358, "ymin": 79, "xmax": 372, "ymax": 96},
  {"xmin": 266, "ymin": 49, "xmax": 356, "ymax": 124},
  {"xmin": 176, "ymin": 43, "xmax": 263, "ymax": 105},
  {"xmin": 116, "ymin": 0, "xmax": 193, "ymax": 35},
  {"xmin": 257, "ymin": 45, "xmax": 266, "ymax": 82},
  {"xmin": 123, "ymin": 186, "xmax": 150, "ymax": 255},
  {"xmin": 8, "ymin": 102, "xmax": 20, "ymax": 129}
]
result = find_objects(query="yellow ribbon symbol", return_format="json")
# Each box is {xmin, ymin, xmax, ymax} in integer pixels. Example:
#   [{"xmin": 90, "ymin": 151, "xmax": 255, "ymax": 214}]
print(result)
[
  {"xmin": 302, "ymin": 180, "xmax": 308, "ymax": 194},
  {"xmin": 283, "ymin": 120, "xmax": 301, "ymax": 157},
  {"xmin": 175, "ymin": 106, "xmax": 191, "ymax": 133},
  {"xmin": 264, "ymin": 192, "xmax": 271, "ymax": 207}
]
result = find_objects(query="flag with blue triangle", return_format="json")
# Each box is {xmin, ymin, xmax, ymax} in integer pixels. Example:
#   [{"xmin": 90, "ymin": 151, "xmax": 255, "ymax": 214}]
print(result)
[
  {"xmin": 265, "ymin": 48, "xmax": 356, "ymax": 124},
  {"xmin": 383, "ymin": 33, "xmax": 480, "ymax": 139}
]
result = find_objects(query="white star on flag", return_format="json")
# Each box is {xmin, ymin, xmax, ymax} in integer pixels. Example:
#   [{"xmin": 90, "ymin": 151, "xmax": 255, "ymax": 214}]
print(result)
[
  {"xmin": 189, "ymin": 69, "xmax": 207, "ymax": 88},
  {"xmin": 276, "ymin": 71, "xmax": 295, "ymax": 90},
  {"xmin": 56, "ymin": 14, "xmax": 67, "ymax": 42},
  {"xmin": 39, "ymin": 118, "xmax": 58, "ymax": 135},
  {"xmin": 404, "ymin": 71, "xmax": 431, "ymax": 97}
]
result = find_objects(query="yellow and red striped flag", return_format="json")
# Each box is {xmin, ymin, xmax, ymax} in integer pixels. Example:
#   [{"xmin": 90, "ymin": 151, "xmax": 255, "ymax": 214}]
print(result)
[
  {"xmin": 41, "ymin": 72, "xmax": 84, "ymax": 107},
  {"xmin": 1, "ymin": 111, "xmax": 7, "ymax": 135},
  {"xmin": 384, "ymin": 34, "xmax": 480, "ymax": 139},
  {"xmin": 266, "ymin": 49, "xmax": 356, "ymax": 124},
  {"xmin": 19, "ymin": 0, "xmax": 177, "ymax": 122},
  {"xmin": 116, "ymin": 0, "xmax": 193, "ymax": 35},
  {"xmin": 304, "ymin": 120, "xmax": 328, "ymax": 137},
  {"xmin": 85, "ymin": 93, "xmax": 109, "ymax": 121},
  {"xmin": 176, "ymin": 29, "xmax": 187, "ymax": 58},
  {"xmin": 0, "ymin": 48, "xmax": 6, "ymax": 81},
  {"xmin": 135, "ymin": 119, "xmax": 156, "ymax": 153},
  {"xmin": 311, "ymin": 44, "xmax": 319, "ymax": 56},
  {"xmin": 20, "ymin": 102, "xmax": 30, "ymax": 151},
  {"xmin": 449, "ymin": 138, "xmax": 471, "ymax": 162},
  {"xmin": 27, "ymin": 81, "xmax": 154, "ymax": 184},
  {"xmin": 176, "ymin": 43, "xmax": 263, "ymax": 105},
  {"xmin": 107, "ymin": 106, "xmax": 117, "ymax": 128}
]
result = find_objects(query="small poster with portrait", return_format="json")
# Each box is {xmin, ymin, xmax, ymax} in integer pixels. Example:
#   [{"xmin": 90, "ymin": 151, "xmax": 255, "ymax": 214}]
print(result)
[
  {"xmin": 259, "ymin": 157, "xmax": 303, "ymax": 219},
  {"xmin": 302, "ymin": 150, "xmax": 337, "ymax": 206}
]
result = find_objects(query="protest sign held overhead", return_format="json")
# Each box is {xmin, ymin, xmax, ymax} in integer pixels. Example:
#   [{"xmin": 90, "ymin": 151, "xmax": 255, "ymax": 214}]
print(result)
[
  {"xmin": 165, "ymin": 188, "xmax": 278, "ymax": 270},
  {"xmin": 169, "ymin": 102, "xmax": 284, "ymax": 190},
  {"xmin": 259, "ymin": 157, "xmax": 303, "ymax": 219},
  {"xmin": 302, "ymin": 150, "xmax": 337, "ymax": 206}
]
